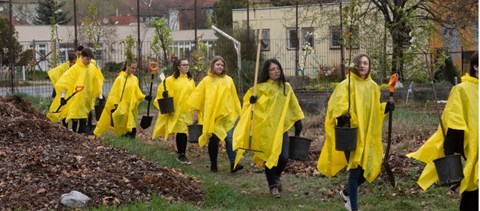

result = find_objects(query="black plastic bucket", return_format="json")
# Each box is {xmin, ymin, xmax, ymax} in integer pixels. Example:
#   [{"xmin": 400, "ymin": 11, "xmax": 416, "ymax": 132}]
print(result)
[
  {"xmin": 335, "ymin": 127, "xmax": 358, "ymax": 151},
  {"xmin": 158, "ymin": 98, "xmax": 174, "ymax": 114},
  {"xmin": 433, "ymin": 154, "xmax": 463, "ymax": 186},
  {"xmin": 188, "ymin": 124, "xmax": 203, "ymax": 143},
  {"xmin": 289, "ymin": 136, "xmax": 313, "ymax": 161}
]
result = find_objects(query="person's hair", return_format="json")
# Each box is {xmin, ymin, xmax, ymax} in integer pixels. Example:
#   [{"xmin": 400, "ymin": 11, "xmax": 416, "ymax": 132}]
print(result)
[
  {"xmin": 76, "ymin": 45, "xmax": 84, "ymax": 52},
  {"xmin": 120, "ymin": 60, "xmax": 137, "ymax": 72},
  {"xmin": 350, "ymin": 53, "xmax": 371, "ymax": 78},
  {"xmin": 173, "ymin": 58, "xmax": 192, "ymax": 79},
  {"xmin": 259, "ymin": 58, "xmax": 287, "ymax": 95},
  {"xmin": 469, "ymin": 52, "xmax": 478, "ymax": 78},
  {"xmin": 209, "ymin": 56, "xmax": 226, "ymax": 76},
  {"xmin": 80, "ymin": 48, "xmax": 93, "ymax": 58},
  {"xmin": 67, "ymin": 53, "xmax": 76, "ymax": 63}
]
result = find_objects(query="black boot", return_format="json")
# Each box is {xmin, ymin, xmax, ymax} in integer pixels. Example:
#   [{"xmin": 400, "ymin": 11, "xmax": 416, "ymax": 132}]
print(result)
[{"xmin": 230, "ymin": 163, "xmax": 244, "ymax": 173}]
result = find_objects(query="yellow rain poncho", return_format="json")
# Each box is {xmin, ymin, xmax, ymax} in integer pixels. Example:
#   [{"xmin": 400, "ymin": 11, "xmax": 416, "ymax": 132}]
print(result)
[
  {"xmin": 48, "ymin": 61, "xmax": 71, "ymax": 86},
  {"xmin": 94, "ymin": 71, "xmax": 145, "ymax": 136},
  {"xmin": 317, "ymin": 73, "xmax": 387, "ymax": 183},
  {"xmin": 407, "ymin": 74, "xmax": 478, "ymax": 193},
  {"xmin": 152, "ymin": 74, "xmax": 196, "ymax": 139},
  {"xmin": 187, "ymin": 71, "xmax": 241, "ymax": 147},
  {"xmin": 233, "ymin": 80, "xmax": 304, "ymax": 168},
  {"xmin": 47, "ymin": 62, "xmax": 103, "ymax": 123}
]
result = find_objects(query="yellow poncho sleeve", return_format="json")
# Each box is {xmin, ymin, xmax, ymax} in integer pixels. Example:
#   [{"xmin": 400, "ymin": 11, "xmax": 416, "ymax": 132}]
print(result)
[
  {"xmin": 317, "ymin": 74, "xmax": 386, "ymax": 183},
  {"xmin": 48, "ymin": 62, "xmax": 70, "ymax": 86},
  {"xmin": 407, "ymin": 74, "xmax": 478, "ymax": 193},
  {"xmin": 233, "ymin": 80, "xmax": 304, "ymax": 168},
  {"xmin": 47, "ymin": 63, "xmax": 102, "ymax": 122},
  {"xmin": 187, "ymin": 73, "xmax": 241, "ymax": 147},
  {"xmin": 152, "ymin": 74, "xmax": 196, "ymax": 140}
]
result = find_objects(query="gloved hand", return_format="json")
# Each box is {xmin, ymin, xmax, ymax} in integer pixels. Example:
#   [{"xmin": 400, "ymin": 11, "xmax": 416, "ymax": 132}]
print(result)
[
  {"xmin": 385, "ymin": 101, "xmax": 395, "ymax": 114},
  {"xmin": 98, "ymin": 95, "xmax": 105, "ymax": 105},
  {"xmin": 60, "ymin": 97, "xmax": 67, "ymax": 106},
  {"xmin": 145, "ymin": 95, "xmax": 152, "ymax": 101},
  {"xmin": 294, "ymin": 120, "xmax": 303, "ymax": 136},
  {"xmin": 249, "ymin": 95, "xmax": 257, "ymax": 104},
  {"xmin": 162, "ymin": 91, "xmax": 169, "ymax": 98},
  {"xmin": 336, "ymin": 113, "xmax": 351, "ymax": 127}
]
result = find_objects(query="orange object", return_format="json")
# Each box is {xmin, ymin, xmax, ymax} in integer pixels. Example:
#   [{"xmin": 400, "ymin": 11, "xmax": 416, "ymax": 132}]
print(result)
[
  {"xmin": 388, "ymin": 73, "xmax": 398, "ymax": 93},
  {"xmin": 148, "ymin": 62, "xmax": 158, "ymax": 74}
]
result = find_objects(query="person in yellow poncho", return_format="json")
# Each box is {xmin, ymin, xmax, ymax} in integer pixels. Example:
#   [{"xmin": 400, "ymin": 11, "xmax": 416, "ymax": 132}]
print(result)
[
  {"xmin": 94, "ymin": 60, "xmax": 146, "ymax": 138},
  {"xmin": 187, "ymin": 56, "xmax": 242, "ymax": 172},
  {"xmin": 152, "ymin": 58, "xmax": 195, "ymax": 164},
  {"xmin": 233, "ymin": 59, "xmax": 304, "ymax": 198},
  {"xmin": 47, "ymin": 48, "xmax": 104, "ymax": 134},
  {"xmin": 407, "ymin": 53, "xmax": 478, "ymax": 211},
  {"xmin": 317, "ymin": 54, "xmax": 392, "ymax": 211}
]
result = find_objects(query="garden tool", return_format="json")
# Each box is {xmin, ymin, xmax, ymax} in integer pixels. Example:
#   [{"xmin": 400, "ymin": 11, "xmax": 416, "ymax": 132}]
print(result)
[
  {"xmin": 140, "ymin": 61, "xmax": 158, "ymax": 129},
  {"xmin": 383, "ymin": 73, "xmax": 398, "ymax": 187},
  {"xmin": 52, "ymin": 86, "xmax": 84, "ymax": 113},
  {"xmin": 238, "ymin": 15, "xmax": 263, "ymax": 153}
]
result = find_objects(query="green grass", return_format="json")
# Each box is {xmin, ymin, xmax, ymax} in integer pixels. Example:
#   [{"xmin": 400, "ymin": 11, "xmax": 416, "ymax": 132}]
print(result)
[{"xmin": 15, "ymin": 94, "xmax": 461, "ymax": 211}]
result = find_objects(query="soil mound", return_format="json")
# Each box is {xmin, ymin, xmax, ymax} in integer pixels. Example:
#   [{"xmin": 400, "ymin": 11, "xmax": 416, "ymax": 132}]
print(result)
[{"xmin": 0, "ymin": 96, "xmax": 205, "ymax": 210}]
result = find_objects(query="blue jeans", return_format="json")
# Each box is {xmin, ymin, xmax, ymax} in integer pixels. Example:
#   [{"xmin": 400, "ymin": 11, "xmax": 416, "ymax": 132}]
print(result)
[
  {"xmin": 225, "ymin": 127, "xmax": 237, "ymax": 164},
  {"xmin": 343, "ymin": 167, "xmax": 366, "ymax": 211},
  {"xmin": 208, "ymin": 127, "xmax": 237, "ymax": 167},
  {"xmin": 265, "ymin": 132, "xmax": 289, "ymax": 186}
]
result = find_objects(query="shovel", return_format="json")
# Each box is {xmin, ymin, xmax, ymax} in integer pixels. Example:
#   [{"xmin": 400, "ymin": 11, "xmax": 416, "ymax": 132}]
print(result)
[
  {"xmin": 52, "ymin": 86, "xmax": 84, "ymax": 113},
  {"xmin": 383, "ymin": 73, "xmax": 398, "ymax": 187},
  {"xmin": 140, "ymin": 61, "xmax": 158, "ymax": 129},
  {"xmin": 238, "ymin": 16, "xmax": 263, "ymax": 153}
]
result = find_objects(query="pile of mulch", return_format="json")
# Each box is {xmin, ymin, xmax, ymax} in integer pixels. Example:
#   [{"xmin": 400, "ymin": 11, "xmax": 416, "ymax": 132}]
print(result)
[{"xmin": 0, "ymin": 96, "xmax": 205, "ymax": 210}]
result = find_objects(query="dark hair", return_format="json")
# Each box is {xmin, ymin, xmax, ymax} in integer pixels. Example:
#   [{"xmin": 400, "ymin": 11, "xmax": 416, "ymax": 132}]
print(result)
[
  {"xmin": 209, "ymin": 56, "xmax": 227, "ymax": 75},
  {"xmin": 120, "ymin": 60, "xmax": 137, "ymax": 72},
  {"xmin": 76, "ymin": 45, "xmax": 84, "ymax": 52},
  {"xmin": 469, "ymin": 52, "xmax": 478, "ymax": 78},
  {"xmin": 259, "ymin": 58, "xmax": 287, "ymax": 95},
  {"xmin": 172, "ymin": 58, "xmax": 192, "ymax": 79},
  {"xmin": 67, "ymin": 53, "xmax": 76, "ymax": 63},
  {"xmin": 81, "ymin": 48, "xmax": 93, "ymax": 58},
  {"xmin": 350, "ymin": 53, "xmax": 371, "ymax": 77}
]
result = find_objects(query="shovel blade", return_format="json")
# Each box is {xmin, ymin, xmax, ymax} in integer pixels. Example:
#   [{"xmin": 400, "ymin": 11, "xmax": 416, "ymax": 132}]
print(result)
[{"xmin": 140, "ymin": 115, "xmax": 153, "ymax": 129}]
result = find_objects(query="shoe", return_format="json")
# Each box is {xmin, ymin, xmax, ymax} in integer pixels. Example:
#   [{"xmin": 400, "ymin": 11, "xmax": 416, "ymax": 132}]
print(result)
[
  {"xmin": 339, "ymin": 190, "xmax": 351, "ymax": 211},
  {"xmin": 276, "ymin": 177, "xmax": 282, "ymax": 192},
  {"xmin": 230, "ymin": 164, "xmax": 244, "ymax": 173},
  {"xmin": 269, "ymin": 185, "xmax": 281, "ymax": 198},
  {"xmin": 210, "ymin": 165, "xmax": 218, "ymax": 173},
  {"xmin": 177, "ymin": 154, "xmax": 191, "ymax": 165}
]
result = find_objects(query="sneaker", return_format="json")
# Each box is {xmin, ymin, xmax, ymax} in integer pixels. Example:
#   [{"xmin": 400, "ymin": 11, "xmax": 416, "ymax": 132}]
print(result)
[
  {"xmin": 230, "ymin": 164, "xmax": 244, "ymax": 173},
  {"xmin": 177, "ymin": 154, "xmax": 191, "ymax": 165},
  {"xmin": 339, "ymin": 190, "xmax": 351, "ymax": 211},
  {"xmin": 269, "ymin": 185, "xmax": 281, "ymax": 198}
]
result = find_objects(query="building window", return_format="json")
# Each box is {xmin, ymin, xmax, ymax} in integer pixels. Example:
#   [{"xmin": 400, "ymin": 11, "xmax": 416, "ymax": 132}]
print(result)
[
  {"xmin": 302, "ymin": 27, "xmax": 315, "ymax": 49},
  {"xmin": 330, "ymin": 25, "xmax": 359, "ymax": 49},
  {"xmin": 287, "ymin": 28, "xmax": 298, "ymax": 50},
  {"xmin": 261, "ymin": 29, "xmax": 270, "ymax": 51}
]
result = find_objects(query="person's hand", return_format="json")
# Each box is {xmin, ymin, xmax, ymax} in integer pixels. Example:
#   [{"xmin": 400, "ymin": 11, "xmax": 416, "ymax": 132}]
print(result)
[
  {"xmin": 294, "ymin": 120, "xmax": 303, "ymax": 136},
  {"xmin": 192, "ymin": 110, "xmax": 199, "ymax": 124},
  {"xmin": 249, "ymin": 95, "xmax": 257, "ymax": 104},
  {"xmin": 385, "ymin": 101, "xmax": 395, "ymax": 113},
  {"xmin": 162, "ymin": 91, "xmax": 169, "ymax": 98},
  {"xmin": 145, "ymin": 95, "xmax": 152, "ymax": 101},
  {"xmin": 336, "ymin": 113, "xmax": 351, "ymax": 127},
  {"xmin": 60, "ymin": 97, "xmax": 67, "ymax": 106}
]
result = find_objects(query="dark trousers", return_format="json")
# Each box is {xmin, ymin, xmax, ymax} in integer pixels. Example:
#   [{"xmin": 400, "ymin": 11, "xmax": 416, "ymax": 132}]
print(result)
[
  {"xmin": 460, "ymin": 189, "xmax": 478, "ymax": 211},
  {"xmin": 265, "ymin": 132, "xmax": 289, "ymax": 187},
  {"xmin": 71, "ymin": 119, "xmax": 87, "ymax": 134},
  {"xmin": 208, "ymin": 134, "xmax": 221, "ymax": 168},
  {"xmin": 123, "ymin": 128, "xmax": 137, "ymax": 139},
  {"xmin": 176, "ymin": 133, "xmax": 188, "ymax": 155}
]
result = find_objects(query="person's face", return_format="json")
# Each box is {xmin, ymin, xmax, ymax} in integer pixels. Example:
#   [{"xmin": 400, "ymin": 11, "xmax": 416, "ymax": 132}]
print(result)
[
  {"xmin": 179, "ymin": 60, "xmax": 189, "ymax": 74},
  {"xmin": 268, "ymin": 63, "xmax": 281, "ymax": 82},
  {"xmin": 212, "ymin": 60, "xmax": 224, "ymax": 75},
  {"xmin": 128, "ymin": 63, "xmax": 137, "ymax": 75},
  {"xmin": 356, "ymin": 56, "xmax": 370, "ymax": 78},
  {"xmin": 81, "ymin": 56, "xmax": 91, "ymax": 66}
]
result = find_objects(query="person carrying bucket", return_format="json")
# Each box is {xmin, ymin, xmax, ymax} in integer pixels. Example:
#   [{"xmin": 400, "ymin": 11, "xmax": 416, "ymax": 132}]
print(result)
[
  {"xmin": 407, "ymin": 53, "xmax": 478, "ymax": 211},
  {"xmin": 93, "ymin": 60, "xmax": 147, "ymax": 139},
  {"xmin": 47, "ymin": 48, "xmax": 104, "ymax": 134},
  {"xmin": 187, "ymin": 56, "xmax": 243, "ymax": 173},
  {"xmin": 152, "ymin": 58, "xmax": 196, "ymax": 164},
  {"xmin": 317, "ymin": 54, "xmax": 394, "ymax": 211}
]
